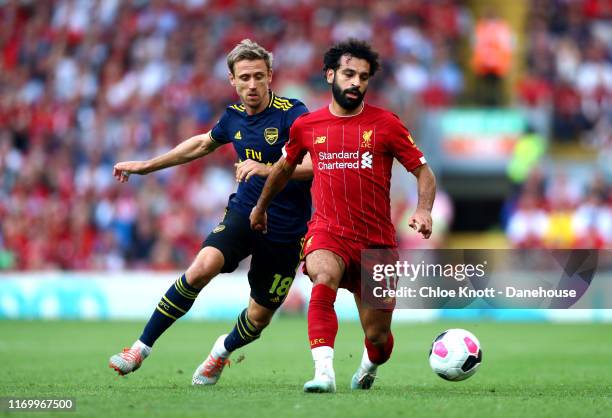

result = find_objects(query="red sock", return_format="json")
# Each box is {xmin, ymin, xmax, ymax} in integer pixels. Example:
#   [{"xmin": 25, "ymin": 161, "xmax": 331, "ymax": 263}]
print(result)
[
  {"xmin": 308, "ymin": 284, "xmax": 338, "ymax": 349},
  {"xmin": 365, "ymin": 332, "xmax": 394, "ymax": 365}
]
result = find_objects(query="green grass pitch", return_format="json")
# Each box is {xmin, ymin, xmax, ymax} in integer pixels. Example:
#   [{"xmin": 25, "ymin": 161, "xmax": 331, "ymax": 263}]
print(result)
[{"xmin": 1, "ymin": 318, "xmax": 611, "ymax": 418}]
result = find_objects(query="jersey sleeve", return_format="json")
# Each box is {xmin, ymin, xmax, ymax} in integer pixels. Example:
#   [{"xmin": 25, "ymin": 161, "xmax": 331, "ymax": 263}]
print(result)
[
  {"xmin": 210, "ymin": 109, "xmax": 232, "ymax": 144},
  {"xmin": 385, "ymin": 113, "xmax": 426, "ymax": 171},
  {"xmin": 282, "ymin": 117, "xmax": 307, "ymax": 166}
]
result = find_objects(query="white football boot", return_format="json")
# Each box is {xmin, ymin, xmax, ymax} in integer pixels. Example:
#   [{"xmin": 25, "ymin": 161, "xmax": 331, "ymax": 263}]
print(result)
[
  {"xmin": 350, "ymin": 347, "xmax": 378, "ymax": 390},
  {"xmin": 192, "ymin": 335, "xmax": 231, "ymax": 386},
  {"xmin": 109, "ymin": 341, "xmax": 151, "ymax": 376},
  {"xmin": 303, "ymin": 372, "xmax": 336, "ymax": 393}
]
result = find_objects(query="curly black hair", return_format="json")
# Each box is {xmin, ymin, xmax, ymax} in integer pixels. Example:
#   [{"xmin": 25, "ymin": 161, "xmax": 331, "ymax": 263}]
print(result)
[{"xmin": 323, "ymin": 38, "xmax": 380, "ymax": 76}]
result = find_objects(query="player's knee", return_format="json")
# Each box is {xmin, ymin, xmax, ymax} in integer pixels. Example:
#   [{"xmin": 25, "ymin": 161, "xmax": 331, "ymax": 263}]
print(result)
[
  {"xmin": 310, "ymin": 272, "xmax": 340, "ymax": 290},
  {"xmin": 185, "ymin": 248, "xmax": 224, "ymax": 288}
]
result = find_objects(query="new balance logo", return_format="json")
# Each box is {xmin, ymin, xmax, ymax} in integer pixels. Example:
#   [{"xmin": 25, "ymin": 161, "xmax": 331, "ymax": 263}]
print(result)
[
  {"xmin": 315, "ymin": 136, "xmax": 326, "ymax": 144},
  {"xmin": 360, "ymin": 151, "xmax": 372, "ymax": 169}
]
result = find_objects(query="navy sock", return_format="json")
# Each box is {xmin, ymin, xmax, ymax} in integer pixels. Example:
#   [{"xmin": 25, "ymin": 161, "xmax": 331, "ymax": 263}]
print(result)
[
  {"xmin": 224, "ymin": 309, "xmax": 263, "ymax": 352},
  {"xmin": 139, "ymin": 274, "xmax": 200, "ymax": 347}
]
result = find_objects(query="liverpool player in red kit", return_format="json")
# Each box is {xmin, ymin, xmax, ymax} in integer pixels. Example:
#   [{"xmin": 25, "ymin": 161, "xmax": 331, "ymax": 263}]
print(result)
[{"xmin": 250, "ymin": 39, "xmax": 436, "ymax": 393}]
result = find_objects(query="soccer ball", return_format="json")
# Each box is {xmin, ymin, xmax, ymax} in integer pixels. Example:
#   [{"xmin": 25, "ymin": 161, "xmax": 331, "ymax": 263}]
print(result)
[{"xmin": 428, "ymin": 328, "xmax": 482, "ymax": 381}]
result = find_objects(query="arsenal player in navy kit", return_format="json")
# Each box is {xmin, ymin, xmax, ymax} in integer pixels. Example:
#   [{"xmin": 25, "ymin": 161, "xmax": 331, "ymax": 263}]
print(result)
[{"xmin": 109, "ymin": 39, "xmax": 312, "ymax": 387}]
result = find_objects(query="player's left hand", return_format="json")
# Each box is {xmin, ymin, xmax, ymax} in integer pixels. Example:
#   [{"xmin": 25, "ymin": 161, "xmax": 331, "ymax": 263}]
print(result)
[
  {"xmin": 235, "ymin": 159, "xmax": 272, "ymax": 182},
  {"xmin": 250, "ymin": 206, "xmax": 268, "ymax": 234},
  {"xmin": 409, "ymin": 208, "xmax": 433, "ymax": 239}
]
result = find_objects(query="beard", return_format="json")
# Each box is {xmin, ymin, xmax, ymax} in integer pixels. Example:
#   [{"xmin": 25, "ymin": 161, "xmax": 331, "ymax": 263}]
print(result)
[{"xmin": 331, "ymin": 76, "xmax": 366, "ymax": 111}]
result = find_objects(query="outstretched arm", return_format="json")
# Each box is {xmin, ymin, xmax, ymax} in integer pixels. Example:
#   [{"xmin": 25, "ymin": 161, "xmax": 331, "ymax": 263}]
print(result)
[
  {"xmin": 409, "ymin": 164, "xmax": 436, "ymax": 239},
  {"xmin": 250, "ymin": 156, "xmax": 297, "ymax": 232},
  {"xmin": 235, "ymin": 153, "xmax": 313, "ymax": 183},
  {"xmin": 113, "ymin": 131, "xmax": 221, "ymax": 182}
]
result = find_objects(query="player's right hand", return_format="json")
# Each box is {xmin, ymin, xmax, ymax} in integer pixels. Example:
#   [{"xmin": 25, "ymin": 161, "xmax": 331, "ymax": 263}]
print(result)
[
  {"xmin": 113, "ymin": 161, "xmax": 149, "ymax": 183},
  {"xmin": 249, "ymin": 206, "xmax": 268, "ymax": 234}
]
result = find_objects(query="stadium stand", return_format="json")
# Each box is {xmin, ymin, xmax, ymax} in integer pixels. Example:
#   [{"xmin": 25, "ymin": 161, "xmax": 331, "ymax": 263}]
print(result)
[{"xmin": 0, "ymin": 0, "xmax": 610, "ymax": 270}]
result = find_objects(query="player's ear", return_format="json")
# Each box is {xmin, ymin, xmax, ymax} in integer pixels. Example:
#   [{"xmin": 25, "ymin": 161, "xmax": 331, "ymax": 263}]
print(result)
[
  {"xmin": 228, "ymin": 71, "xmax": 236, "ymax": 87},
  {"xmin": 267, "ymin": 69, "xmax": 273, "ymax": 84},
  {"xmin": 325, "ymin": 69, "xmax": 335, "ymax": 84}
]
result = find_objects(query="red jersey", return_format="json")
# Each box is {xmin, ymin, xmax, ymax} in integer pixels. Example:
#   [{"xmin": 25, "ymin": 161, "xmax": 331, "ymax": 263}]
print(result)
[{"xmin": 283, "ymin": 103, "xmax": 426, "ymax": 246}]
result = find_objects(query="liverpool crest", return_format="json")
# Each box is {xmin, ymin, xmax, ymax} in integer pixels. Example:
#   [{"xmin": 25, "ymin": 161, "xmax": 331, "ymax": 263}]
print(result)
[{"xmin": 361, "ymin": 130, "xmax": 373, "ymax": 148}]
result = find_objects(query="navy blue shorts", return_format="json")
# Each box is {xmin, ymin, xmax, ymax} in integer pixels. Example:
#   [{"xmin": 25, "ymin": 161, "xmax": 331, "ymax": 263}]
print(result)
[{"xmin": 203, "ymin": 209, "xmax": 304, "ymax": 310}]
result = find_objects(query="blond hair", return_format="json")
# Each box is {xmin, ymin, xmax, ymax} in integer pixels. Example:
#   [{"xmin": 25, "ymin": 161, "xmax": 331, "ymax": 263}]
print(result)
[{"xmin": 226, "ymin": 39, "xmax": 273, "ymax": 74}]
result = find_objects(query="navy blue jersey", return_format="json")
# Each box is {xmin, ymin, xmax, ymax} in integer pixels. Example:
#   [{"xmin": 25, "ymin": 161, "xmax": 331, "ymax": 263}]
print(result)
[{"xmin": 210, "ymin": 91, "xmax": 311, "ymax": 242}]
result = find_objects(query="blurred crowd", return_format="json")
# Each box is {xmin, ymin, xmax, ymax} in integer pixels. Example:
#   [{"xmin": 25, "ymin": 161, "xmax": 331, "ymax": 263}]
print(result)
[
  {"xmin": 505, "ymin": 169, "xmax": 612, "ymax": 248},
  {"xmin": 0, "ymin": 0, "xmax": 609, "ymax": 270},
  {"xmin": 0, "ymin": 0, "xmax": 467, "ymax": 270},
  {"xmin": 508, "ymin": 0, "xmax": 612, "ymax": 249},
  {"xmin": 517, "ymin": 0, "xmax": 611, "ymax": 147}
]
